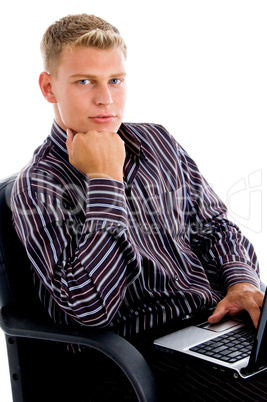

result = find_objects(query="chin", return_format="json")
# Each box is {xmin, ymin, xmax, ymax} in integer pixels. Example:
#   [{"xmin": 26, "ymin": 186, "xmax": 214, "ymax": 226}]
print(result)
[
  {"xmin": 66, "ymin": 118, "xmax": 122, "ymax": 134},
  {"xmin": 89, "ymin": 122, "xmax": 122, "ymax": 133}
]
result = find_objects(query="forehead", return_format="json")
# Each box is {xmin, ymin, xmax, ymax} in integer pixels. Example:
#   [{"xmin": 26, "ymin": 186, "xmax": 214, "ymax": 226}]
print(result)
[{"xmin": 57, "ymin": 45, "xmax": 126, "ymax": 77}]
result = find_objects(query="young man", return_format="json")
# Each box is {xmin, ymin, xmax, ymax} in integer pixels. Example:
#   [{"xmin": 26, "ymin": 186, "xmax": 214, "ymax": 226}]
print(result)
[{"xmin": 11, "ymin": 14, "xmax": 267, "ymax": 400}]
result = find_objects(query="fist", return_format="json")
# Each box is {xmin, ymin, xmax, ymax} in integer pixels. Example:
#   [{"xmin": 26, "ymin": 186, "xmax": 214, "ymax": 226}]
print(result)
[{"xmin": 66, "ymin": 129, "xmax": 125, "ymax": 182}]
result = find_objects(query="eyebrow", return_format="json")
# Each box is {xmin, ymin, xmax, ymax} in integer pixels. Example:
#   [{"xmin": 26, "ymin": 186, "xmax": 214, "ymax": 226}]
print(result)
[{"xmin": 69, "ymin": 72, "xmax": 126, "ymax": 79}]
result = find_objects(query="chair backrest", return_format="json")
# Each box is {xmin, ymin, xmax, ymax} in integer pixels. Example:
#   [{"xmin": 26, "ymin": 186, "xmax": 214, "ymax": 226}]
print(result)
[{"xmin": 0, "ymin": 175, "xmax": 40, "ymax": 313}]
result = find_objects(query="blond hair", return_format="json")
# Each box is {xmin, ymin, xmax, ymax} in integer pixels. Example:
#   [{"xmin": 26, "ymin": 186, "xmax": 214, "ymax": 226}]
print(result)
[{"xmin": 40, "ymin": 14, "xmax": 127, "ymax": 76}]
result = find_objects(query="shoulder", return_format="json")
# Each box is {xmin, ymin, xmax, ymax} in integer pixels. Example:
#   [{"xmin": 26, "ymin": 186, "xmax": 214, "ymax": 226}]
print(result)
[
  {"xmin": 12, "ymin": 138, "xmax": 66, "ymax": 199},
  {"xmin": 121, "ymin": 122, "xmax": 179, "ymax": 152},
  {"xmin": 122, "ymin": 122, "xmax": 172, "ymax": 139},
  {"xmin": 122, "ymin": 122, "xmax": 188, "ymax": 160}
]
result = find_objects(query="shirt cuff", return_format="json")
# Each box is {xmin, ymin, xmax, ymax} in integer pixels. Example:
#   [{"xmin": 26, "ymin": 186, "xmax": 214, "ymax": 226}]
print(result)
[
  {"xmin": 220, "ymin": 262, "xmax": 260, "ymax": 290},
  {"xmin": 84, "ymin": 179, "xmax": 128, "ymax": 232}
]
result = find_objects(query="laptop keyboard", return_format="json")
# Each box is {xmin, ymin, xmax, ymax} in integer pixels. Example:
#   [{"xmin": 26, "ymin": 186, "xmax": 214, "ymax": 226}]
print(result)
[{"xmin": 189, "ymin": 326, "xmax": 255, "ymax": 363}]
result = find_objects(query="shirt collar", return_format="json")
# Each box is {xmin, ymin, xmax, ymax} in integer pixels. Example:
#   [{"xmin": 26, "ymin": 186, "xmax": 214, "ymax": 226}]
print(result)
[
  {"xmin": 50, "ymin": 121, "xmax": 68, "ymax": 155},
  {"xmin": 50, "ymin": 120, "xmax": 144, "ymax": 159},
  {"xmin": 118, "ymin": 123, "xmax": 142, "ymax": 157}
]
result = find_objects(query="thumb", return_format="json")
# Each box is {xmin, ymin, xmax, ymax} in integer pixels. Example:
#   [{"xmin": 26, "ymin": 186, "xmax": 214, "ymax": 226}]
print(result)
[{"xmin": 208, "ymin": 303, "xmax": 228, "ymax": 324}]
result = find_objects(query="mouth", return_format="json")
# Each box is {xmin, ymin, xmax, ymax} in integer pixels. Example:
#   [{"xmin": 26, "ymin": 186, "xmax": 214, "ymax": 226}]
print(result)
[{"xmin": 90, "ymin": 114, "xmax": 116, "ymax": 123}]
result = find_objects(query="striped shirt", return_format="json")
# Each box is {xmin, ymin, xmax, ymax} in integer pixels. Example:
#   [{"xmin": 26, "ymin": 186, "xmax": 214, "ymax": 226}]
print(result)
[{"xmin": 11, "ymin": 121, "xmax": 260, "ymax": 336}]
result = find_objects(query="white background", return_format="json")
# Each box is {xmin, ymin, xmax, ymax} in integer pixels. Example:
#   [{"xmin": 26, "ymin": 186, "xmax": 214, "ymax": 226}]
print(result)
[{"xmin": 1, "ymin": 1, "xmax": 266, "ymax": 400}]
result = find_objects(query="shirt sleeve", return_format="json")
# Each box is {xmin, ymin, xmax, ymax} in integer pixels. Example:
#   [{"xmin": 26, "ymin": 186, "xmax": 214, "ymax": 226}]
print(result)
[
  {"xmin": 11, "ymin": 171, "xmax": 141, "ymax": 328},
  {"xmin": 177, "ymin": 144, "xmax": 261, "ymax": 291}
]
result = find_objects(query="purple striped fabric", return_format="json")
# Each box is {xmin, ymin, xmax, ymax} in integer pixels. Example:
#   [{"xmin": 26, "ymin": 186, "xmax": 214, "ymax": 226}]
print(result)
[{"xmin": 11, "ymin": 121, "xmax": 260, "ymax": 335}]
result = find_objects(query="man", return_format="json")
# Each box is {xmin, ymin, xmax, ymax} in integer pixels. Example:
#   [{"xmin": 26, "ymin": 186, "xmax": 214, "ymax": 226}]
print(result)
[{"xmin": 11, "ymin": 13, "xmax": 266, "ymax": 400}]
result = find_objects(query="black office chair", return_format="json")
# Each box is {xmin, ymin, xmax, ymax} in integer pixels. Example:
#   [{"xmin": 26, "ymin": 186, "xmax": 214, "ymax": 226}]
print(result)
[{"xmin": 0, "ymin": 175, "xmax": 157, "ymax": 402}]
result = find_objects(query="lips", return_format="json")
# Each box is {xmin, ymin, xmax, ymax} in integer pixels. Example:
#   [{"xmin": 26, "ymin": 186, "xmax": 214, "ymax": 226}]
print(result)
[{"xmin": 90, "ymin": 114, "xmax": 116, "ymax": 123}]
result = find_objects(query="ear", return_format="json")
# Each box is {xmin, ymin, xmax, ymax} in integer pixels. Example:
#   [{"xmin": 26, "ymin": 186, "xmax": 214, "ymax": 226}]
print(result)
[{"xmin": 39, "ymin": 72, "xmax": 57, "ymax": 103}]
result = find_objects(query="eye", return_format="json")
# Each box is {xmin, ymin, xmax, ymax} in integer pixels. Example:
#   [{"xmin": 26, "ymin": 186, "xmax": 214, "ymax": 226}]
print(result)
[
  {"xmin": 78, "ymin": 79, "xmax": 91, "ymax": 85},
  {"xmin": 110, "ymin": 78, "xmax": 122, "ymax": 85}
]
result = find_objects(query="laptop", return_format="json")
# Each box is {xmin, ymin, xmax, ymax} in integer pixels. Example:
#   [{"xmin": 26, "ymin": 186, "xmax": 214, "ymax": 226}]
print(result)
[{"xmin": 154, "ymin": 289, "xmax": 267, "ymax": 379}]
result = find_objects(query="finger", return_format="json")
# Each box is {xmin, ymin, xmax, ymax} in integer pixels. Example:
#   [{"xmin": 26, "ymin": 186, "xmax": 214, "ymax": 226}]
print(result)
[
  {"xmin": 242, "ymin": 295, "xmax": 263, "ymax": 328},
  {"xmin": 208, "ymin": 302, "xmax": 228, "ymax": 324},
  {"xmin": 247, "ymin": 305, "xmax": 261, "ymax": 328}
]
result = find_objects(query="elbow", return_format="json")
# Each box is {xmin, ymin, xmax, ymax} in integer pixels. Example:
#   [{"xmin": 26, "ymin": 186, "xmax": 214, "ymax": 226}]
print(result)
[
  {"xmin": 68, "ymin": 298, "xmax": 121, "ymax": 328},
  {"xmin": 73, "ymin": 311, "xmax": 113, "ymax": 328}
]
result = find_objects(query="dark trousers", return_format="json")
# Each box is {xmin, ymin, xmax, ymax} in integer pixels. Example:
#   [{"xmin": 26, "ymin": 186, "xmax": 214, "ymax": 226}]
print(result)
[
  {"xmin": 63, "ymin": 338, "xmax": 267, "ymax": 402},
  {"xmin": 19, "ymin": 336, "xmax": 267, "ymax": 401},
  {"xmin": 147, "ymin": 347, "xmax": 267, "ymax": 401}
]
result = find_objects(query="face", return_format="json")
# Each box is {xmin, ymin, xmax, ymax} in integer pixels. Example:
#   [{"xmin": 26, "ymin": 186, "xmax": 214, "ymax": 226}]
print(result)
[{"xmin": 40, "ymin": 46, "xmax": 127, "ymax": 133}]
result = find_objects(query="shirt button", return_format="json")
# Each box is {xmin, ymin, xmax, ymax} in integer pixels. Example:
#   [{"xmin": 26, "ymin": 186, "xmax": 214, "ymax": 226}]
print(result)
[
  {"xmin": 143, "ymin": 227, "xmax": 152, "ymax": 235},
  {"xmin": 173, "ymin": 275, "xmax": 179, "ymax": 282}
]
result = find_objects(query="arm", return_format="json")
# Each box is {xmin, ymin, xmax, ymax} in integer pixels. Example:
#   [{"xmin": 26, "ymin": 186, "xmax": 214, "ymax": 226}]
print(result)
[
  {"xmin": 12, "ymin": 174, "xmax": 140, "ymax": 327},
  {"xmin": 11, "ymin": 129, "xmax": 140, "ymax": 327},
  {"xmin": 178, "ymin": 145, "xmax": 263, "ymax": 324}
]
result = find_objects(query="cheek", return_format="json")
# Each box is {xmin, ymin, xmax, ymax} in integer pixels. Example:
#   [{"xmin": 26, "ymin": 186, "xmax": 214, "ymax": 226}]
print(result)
[
  {"xmin": 117, "ymin": 89, "xmax": 127, "ymax": 111},
  {"xmin": 57, "ymin": 99, "xmax": 92, "ymax": 133},
  {"xmin": 57, "ymin": 96, "xmax": 83, "ymax": 121},
  {"xmin": 55, "ymin": 102, "xmax": 80, "ymax": 131}
]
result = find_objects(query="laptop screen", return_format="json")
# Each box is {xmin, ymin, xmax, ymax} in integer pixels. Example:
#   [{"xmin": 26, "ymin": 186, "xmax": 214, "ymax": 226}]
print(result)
[{"xmin": 242, "ymin": 289, "xmax": 267, "ymax": 375}]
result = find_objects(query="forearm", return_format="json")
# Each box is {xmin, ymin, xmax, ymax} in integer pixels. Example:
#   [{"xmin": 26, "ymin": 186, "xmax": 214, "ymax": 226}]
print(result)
[
  {"xmin": 219, "ymin": 261, "xmax": 260, "ymax": 290},
  {"xmin": 55, "ymin": 228, "xmax": 133, "ymax": 327},
  {"xmin": 207, "ymin": 219, "xmax": 260, "ymax": 289},
  {"xmin": 185, "ymin": 159, "xmax": 260, "ymax": 291},
  {"xmin": 192, "ymin": 213, "xmax": 260, "ymax": 291}
]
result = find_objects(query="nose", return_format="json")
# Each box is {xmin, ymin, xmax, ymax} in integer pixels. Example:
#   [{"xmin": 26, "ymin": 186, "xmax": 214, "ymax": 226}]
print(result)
[{"xmin": 94, "ymin": 84, "xmax": 113, "ymax": 107}]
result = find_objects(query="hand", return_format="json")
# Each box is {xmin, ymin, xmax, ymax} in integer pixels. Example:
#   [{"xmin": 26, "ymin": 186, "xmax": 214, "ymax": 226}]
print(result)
[
  {"xmin": 66, "ymin": 128, "xmax": 125, "ymax": 182},
  {"xmin": 208, "ymin": 282, "xmax": 264, "ymax": 328}
]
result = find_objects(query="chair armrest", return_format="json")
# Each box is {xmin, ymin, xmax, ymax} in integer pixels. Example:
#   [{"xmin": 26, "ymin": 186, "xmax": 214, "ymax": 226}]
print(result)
[{"xmin": 0, "ymin": 305, "xmax": 157, "ymax": 402}]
